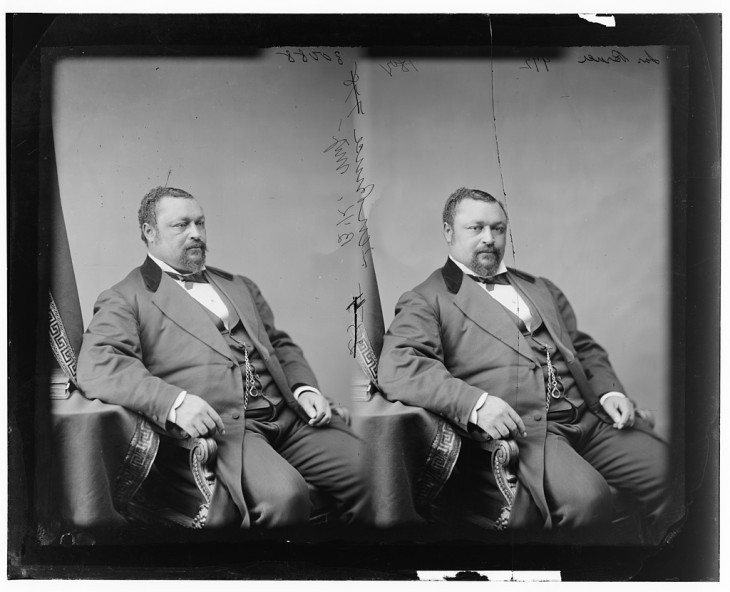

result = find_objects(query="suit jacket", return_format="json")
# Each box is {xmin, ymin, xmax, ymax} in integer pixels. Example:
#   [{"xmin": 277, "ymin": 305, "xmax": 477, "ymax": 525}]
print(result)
[
  {"xmin": 77, "ymin": 256, "xmax": 316, "ymax": 527},
  {"xmin": 377, "ymin": 258, "xmax": 630, "ymax": 527}
]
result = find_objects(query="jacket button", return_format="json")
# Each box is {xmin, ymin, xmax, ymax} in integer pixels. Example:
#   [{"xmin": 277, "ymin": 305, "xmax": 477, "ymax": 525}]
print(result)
[
  {"xmin": 534, "ymin": 415, "xmax": 542, "ymax": 421},
  {"xmin": 152, "ymin": 414, "xmax": 159, "ymax": 422},
  {"xmin": 232, "ymin": 412, "xmax": 241, "ymax": 419},
  {"xmin": 529, "ymin": 363, "xmax": 537, "ymax": 370},
  {"xmin": 454, "ymin": 416, "xmax": 461, "ymax": 423},
  {"xmin": 227, "ymin": 361, "xmax": 235, "ymax": 369}
]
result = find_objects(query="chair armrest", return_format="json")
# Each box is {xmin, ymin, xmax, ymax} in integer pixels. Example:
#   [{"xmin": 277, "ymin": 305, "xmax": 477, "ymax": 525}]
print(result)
[
  {"xmin": 162, "ymin": 436, "xmax": 218, "ymax": 528},
  {"xmin": 483, "ymin": 438, "xmax": 520, "ymax": 530}
]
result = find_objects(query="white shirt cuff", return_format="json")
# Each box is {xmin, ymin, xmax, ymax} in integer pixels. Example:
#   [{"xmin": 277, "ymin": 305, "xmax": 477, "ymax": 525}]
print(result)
[
  {"xmin": 470, "ymin": 392, "xmax": 488, "ymax": 424},
  {"xmin": 167, "ymin": 390, "xmax": 187, "ymax": 423},
  {"xmin": 292, "ymin": 385, "xmax": 322, "ymax": 400},
  {"xmin": 600, "ymin": 391, "xmax": 626, "ymax": 405}
]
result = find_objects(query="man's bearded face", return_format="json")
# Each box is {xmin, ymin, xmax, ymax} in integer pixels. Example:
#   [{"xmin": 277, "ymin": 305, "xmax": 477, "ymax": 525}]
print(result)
[
  {"xmin": 145, "ymin": 196, "xmax": 208, "ymax": 273},
  {"xmin": 444, "ymin": 198, "xmax": 507, "ymax": 278}
]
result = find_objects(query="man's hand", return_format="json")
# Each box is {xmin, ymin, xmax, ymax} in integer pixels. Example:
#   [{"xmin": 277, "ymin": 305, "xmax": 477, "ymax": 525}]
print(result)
[
  {"xmin": 475, "ymin": 396, "xmax": 527, "ymax": 440},
  {"xmin": 174, "ymin": 394, "xmax": 225, "ymax": 438},
  {"xmin": 298, "ymin": 390, "xmax": 332, "ymax": 427},
  {"xmin": 602, "ymin": 395, "xmax": 635, "ymax": 430}
]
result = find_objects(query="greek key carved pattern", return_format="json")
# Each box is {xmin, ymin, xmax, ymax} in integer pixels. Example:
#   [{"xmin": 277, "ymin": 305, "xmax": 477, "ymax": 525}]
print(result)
[
  {"xmin": 348, "ymin": 323, "xmax": 378, "ymax": 383},
  {"xmin": 112, "ymin": 416, "xmax": 160, "ymax": 511},
  {"xmin": 414, "ymin": 419, "xmax": 461, "ymax": 519},
  {"xmin": 48, "ymin": 292, "xmax": 77, "ymax": 382}
]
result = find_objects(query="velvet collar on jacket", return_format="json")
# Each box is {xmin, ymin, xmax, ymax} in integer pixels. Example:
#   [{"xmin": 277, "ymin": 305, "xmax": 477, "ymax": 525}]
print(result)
[
  {"xmin": 140, "ymin": 256, "xmax": 233, "ymax": 292},
  {"xmin": 440, "ymin": 257, "xmax": 535, "ymax": 294}
]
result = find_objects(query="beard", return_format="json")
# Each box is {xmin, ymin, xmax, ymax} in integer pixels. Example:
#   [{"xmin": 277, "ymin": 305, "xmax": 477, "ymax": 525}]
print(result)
[
  {"xmin": 470, "ymin": 247, "xmax": 503, "ymax": 277},
  {"xmin": 178, "ymin": 241, "xmax": 208, "ymax": 273}
]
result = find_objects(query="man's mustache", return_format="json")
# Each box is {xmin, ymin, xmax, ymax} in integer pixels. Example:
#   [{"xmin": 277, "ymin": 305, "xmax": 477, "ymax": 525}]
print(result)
[{"xmin": 186, "ymin": 241, "xmax": 207, "ymax": 251}]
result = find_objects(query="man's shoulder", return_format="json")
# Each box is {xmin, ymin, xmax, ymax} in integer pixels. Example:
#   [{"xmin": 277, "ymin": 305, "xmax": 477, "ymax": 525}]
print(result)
[
  {"xmin": 506, "ymin": 266, "xmax": 539, "ymax": 283},
  {"xmin": 206, "ymin": 265, "xmax": 259, "ymax": 293},
  {"xmin": 205, "ymin": 265, "xmax": 234, "ymax": 281},
  {"xmin": 106, "ymin": 264, "xmax": 147, "ymax": 293},
  {"xmin": 409, "ymin": 267, "xmax": 450, "ymax": 296}
]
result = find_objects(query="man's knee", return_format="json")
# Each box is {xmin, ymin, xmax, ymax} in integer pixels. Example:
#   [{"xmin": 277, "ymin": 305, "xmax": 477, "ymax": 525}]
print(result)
[
  {"xmin": 249, "ymin": 471, "xmax": 312, "ymax": 528},
  {"xmin": 317, "ymin": 438, "xmax": 372, "ymax": 523},
  {"xmin": 550, "ymin": 471, "xmax": 613, "ymax": 529}
]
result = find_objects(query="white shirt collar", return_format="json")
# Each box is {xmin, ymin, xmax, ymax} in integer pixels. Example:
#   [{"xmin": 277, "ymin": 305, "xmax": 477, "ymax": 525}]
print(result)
[
  {"xmin": 449, "ymin": 255, "xmax": 507, "ymax": 278},
  {"xmin": 147, "ymin": 252, "xmax": 206, "ymax": 275}
]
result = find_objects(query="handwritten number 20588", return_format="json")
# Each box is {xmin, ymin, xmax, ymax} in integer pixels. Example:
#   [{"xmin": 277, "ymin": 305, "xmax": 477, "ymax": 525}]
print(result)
[
  {"xmin": 520, "ymin": 57, "xmax": 551, "ymax": 72},
  {"xmin": 277, "ymin": 49, "xmax": 343, "ymax": 65}
]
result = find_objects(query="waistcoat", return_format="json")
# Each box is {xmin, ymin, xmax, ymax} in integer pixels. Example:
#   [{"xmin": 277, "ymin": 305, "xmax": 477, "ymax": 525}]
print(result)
[
  {"xmin": 199, "ymin": 287, "xmax": 284, "ymax": 415},
  {"xmin": 500, "ymin": 294, "xmax": 583, "ymax": 413}
]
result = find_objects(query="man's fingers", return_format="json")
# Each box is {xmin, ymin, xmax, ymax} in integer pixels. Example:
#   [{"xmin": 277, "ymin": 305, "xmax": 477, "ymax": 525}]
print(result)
[
  {"xmin": 623, "ymin": 403, "xmax": 634, "ymax": 425},
  {"xmin": 508, "ymin": 409, "xmax": 527, "ymax": 436},
  {"xmin": 307, "ymin": 406, "xmax": 326, "ymax": 424},
  {"xmin": 310, "ymin": 410, "xmax": 330, "ymax": 426},
  {"xmin": 207, "ymin": 408, "xmax": 226, "ymax": 434},
  {"xmin": 502, "ymin": 416, "xmax": 521, "ymax": 438},
  {"xmin": 485, "ymin": 427, "xmax": 501, "ymax": 441},
  {"xmin": 195, "ymin": 419, "xmax": 212, "ymax": 436},
  {"xmin": 616, "ymin": 405, "xmax": 635, "ymax": 430},
  {"xmin": 302, "ymin": 394, "xmax": 333, "ymax": 427},
  {"xmin": 621, "ymin": 406, "xmax": 632, "ymax": 427}
]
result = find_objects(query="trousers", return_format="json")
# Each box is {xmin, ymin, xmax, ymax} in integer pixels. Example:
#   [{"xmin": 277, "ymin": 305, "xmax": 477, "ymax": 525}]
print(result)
[{"xmin": 239, "ymin": 405, "xmax": 371, "ymax": 528}]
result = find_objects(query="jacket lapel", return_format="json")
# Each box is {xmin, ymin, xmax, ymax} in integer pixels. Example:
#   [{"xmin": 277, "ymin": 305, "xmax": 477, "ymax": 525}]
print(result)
[
  {"xmin": 510, "ymin": 273, "xmax": 607, "ymax": 411},
  {"xmin": 206, "ymin": 272, "xmax": 269, "ymax": 358},
  {"xmin": 509, "ymin": 274, "xmax": 575, "ymax": 363},
  {"xmin": 150, "ymin": 273, "xmax": 235, "ymax": 361},
  {"xmin": 207, "ymin": 272, "xmax": 301, "ymax": 404},
  {"xmin": 446, "ymin": 262, "xmax": 536, "ymax": 363}
]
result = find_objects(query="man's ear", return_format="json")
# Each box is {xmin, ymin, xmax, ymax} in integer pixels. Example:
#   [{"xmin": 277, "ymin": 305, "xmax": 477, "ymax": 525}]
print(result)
[
  {"xmin": 142, "ymin": 222, "xmax": 157, "ymax": 244},
  {"xmin": 443, "ymin": 223, "xmax": 453, "ymax": 244}
]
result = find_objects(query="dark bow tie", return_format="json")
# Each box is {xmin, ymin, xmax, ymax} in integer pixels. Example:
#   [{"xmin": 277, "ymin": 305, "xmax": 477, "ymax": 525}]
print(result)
[
  {"xmin": 166, "ymin": 270, "xmax": 208, "ymax": 284},
  {"xmin": 468, "ymin": 273, "xmax": 510, "ymax": 286}
]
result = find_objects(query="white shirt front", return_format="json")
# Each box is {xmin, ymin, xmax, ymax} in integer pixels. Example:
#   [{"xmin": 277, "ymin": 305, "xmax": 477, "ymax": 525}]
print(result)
[
  {"xmin": 449, "ymin": 256, "xmax": 534, "ymax": 332},
  {"xmin": 148, "ymin": 253, "xmax": 231, "ymax": 329}
]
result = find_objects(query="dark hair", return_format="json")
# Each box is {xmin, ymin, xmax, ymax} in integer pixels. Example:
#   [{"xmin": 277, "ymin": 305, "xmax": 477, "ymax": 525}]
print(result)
[
  {"xmin": 138, "ymin": 186, "xmax": 195, "ymax": 244},
  {"xmin": 442, "ymin": 187, "xmax": 508, "ymax": 226}
]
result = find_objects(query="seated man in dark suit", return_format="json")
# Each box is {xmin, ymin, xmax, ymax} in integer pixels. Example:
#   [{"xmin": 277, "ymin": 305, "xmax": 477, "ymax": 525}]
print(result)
[
  {"xmin": 77, "ymin": 186, "xmax": 370, "ymax": 529},
  {"xmin": 377, "ymin": 187, "xmax": 671, "ymax": 542}
]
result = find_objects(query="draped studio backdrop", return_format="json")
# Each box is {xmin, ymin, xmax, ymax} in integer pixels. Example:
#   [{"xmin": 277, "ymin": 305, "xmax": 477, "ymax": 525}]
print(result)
[{"xmin": 52, "ymin": 46, "xmax": 674, "ymax": 437}]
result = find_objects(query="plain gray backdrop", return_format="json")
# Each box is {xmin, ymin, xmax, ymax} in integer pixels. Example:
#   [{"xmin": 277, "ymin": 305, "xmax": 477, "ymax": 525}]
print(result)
[{"xmin": 52, "ymin": 46, "xmax": 672, "ymax": 441}]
